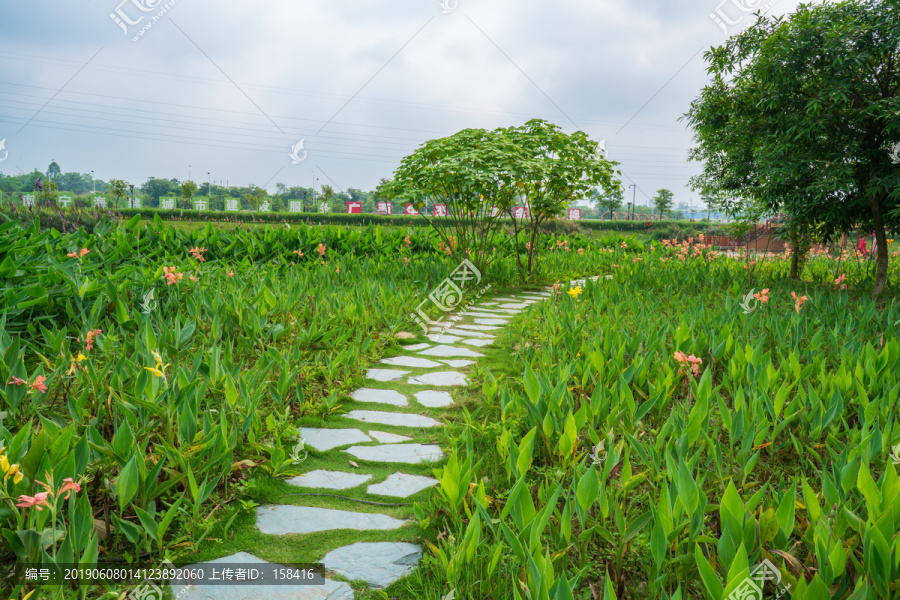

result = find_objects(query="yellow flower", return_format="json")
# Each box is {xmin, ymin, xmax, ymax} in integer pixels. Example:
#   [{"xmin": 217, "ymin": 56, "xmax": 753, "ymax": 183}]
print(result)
[
  {"xmin": 567, "ymin": 287, "xmax": 583, "ymax": 299},
  {"xmin": 144, "ymin": 366, "xmax": 164, "ymax": 378},
  {"xmin": 4, "ymin": 464, "xmax": 23, "ymax": 484},
  {"xmin": 76, "ymin": 352, "xmax": 87, "ymax": 362},
  {"xmin": 0, "ymin": 454, "xmax": 8, "ymax": 472}
]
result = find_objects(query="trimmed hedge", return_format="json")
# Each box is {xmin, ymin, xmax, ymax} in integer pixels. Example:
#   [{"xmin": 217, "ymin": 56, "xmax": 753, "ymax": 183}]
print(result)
[{"xmin": 0, "ymin": 204, "xmax": 728, "ymax": 240}]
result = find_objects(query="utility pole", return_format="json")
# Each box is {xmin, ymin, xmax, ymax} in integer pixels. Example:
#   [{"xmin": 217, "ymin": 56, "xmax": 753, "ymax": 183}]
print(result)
[
  {"xmin": 91, "ymin": 170, "xmax": 96, "ymax": 194},
  {"xmin": 628, "ymin": 184, "xmax": 636, "ymax": 221},
  {"xmin": 208, "ymin": 172, "xmax": 211, "ymax": 199}
]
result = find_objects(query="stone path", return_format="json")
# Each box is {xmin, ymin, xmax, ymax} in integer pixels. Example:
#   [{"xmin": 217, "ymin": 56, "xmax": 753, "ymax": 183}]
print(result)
[{"xmin": 172, "ymin": 281, "xmax": 591, "ymax": 598}]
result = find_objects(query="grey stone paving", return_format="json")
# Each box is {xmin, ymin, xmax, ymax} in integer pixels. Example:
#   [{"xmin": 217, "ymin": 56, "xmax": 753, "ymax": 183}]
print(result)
[
  {"xmin": 367, "ymin": 473, "xmax": 439, "ymax": 498},
  {"xmin": 453, "ymin": 324, "xmax": 502, "ymax": 331},
  {"xmin": 473, "ymin": 318, "xmax": 508, "ymax": 325},
  {"xmin": 300, "ymin": 428, "xmax": 371, "ymax": 451},
  {"xmin": 408, "ymin": 371, "xmax": 468, "ymax": 386},
  {"xmin": 403, "ymin": 343, "xmax": 431, "ymax": 351},
  {"xmin": 414, "ymin": 390, "xmax": 454, "ymax": 407},
  {"xmin": 170, "ymin": 552, "xmax": 354, "ymax": 600},
  {"xmin": 439, "ymin": 328, "xmax": 496, "ymax": 338},
  {"xmin": 366, "ymin": 368, "xmax": 410, "ymax": 382},
  {"xmin": 439, "ymin": 359, "xmax": 474, "ymax": 367},
  {"xmin": 351, "ymin": 388, "xmax": 408, "ymax": 407},
  {"xmin": 322, "ymin": 542, "xmax": 422, "ymax": 589},
  {"xmin": 426, "ymin": 333, "xmax": 462, "ymax": 343},
  {"xmin": 417, "ymin": 344, "xmax": 484, "ymax": 358},
  {"xmin": 256, "ymin": 506, "xmax": 407, "ymax": 534},
  {"xmin": 497, "ymin": 303, "xmax": 531, "ymax": 309},
  {"xmin": 368, "ymin": 430, "xmax": 412, "ymax": 443},
  {"xmin": 380, "ymin": 356, "xmax": 443, "ymax": 368},
  {"xmin": 346, "ymin": 410, "xmax": 442, "ymax": 428},
  {"xmin": 286, "ymin": 470, "xmax": 372, "ymax": 490},
  {"xmin": 344, "ymin": 443, "xmax": 444, "ymax": 464},
  {"xmin": 461, "ymin": 338, "xmax": 494, "ymax": 348}
]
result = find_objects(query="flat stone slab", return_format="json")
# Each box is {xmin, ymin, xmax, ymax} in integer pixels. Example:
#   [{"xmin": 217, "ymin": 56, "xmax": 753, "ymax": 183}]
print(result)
[
  {"xmin": 414, "ymin": 390, "xmax": 454, "ymax": 407},
  {"xmin": 300, "ymin": 427, "xmax": 371, "ymax": 451},
  {"xmin": 440, "ymin": 328, "xmax": 496, "ymax": 338},
  {"xmin": 344, "ymin": 443, "xmax": 444, "ymax": 464},
  {"xmin": 171, "ymin": 552, "xmax": 353, "ymax": 600},
  {"xmin": 497, "ymin": 303, "xmax": 531, "ymax": 309},
  {"xmin": 453, "ymin": 324, "xmax": 502, "ymax": 331},
  {"xmin": 426, "ymin": 333, "xmax": 462, "ymax": 343},
  {"xmin": 322, "ymin": 542, "xmax": 422, "ymax": 589},
  {"xmin": 369, "ymin": 430, "xmax": 412, "ymax": 443},
  {"xmin": 462, "ymin": 311, "xmax": 510, "ymax": 318},
  {"xmin": 440, "ymin": 359, "xmax": 474, "ymax": 368},
  {"xmin": 380, "ymin": 356, "xmax": 443, "ymax": 368},
  {"xmin": 346, "ymin": 410, "xmax": 442, "ymax": 428},
  {"xmin": 366, "ymin": 368, "xmax": 410, "ymax": 382},
  {"xmin": 351, "ymin": 388, "xmax": 408, "ymax": 407},
  {"xmin": 418, "ymin": 345, "xmax": 484, "ymax": 358},
  {"xmin": 368, "ymin": 472, "xmax": 439, "ymax": 498},
  {"xmin": 256, "ymin": 505, "xmax": 406, "ymax": 534},
  {"xmin": 461, "ymin": 338, "xmax": 494, "ymax": 348},
  {"xmin": 408, "ymin": 371, "xmax": 468, "ymax": 386},
  {"xmin": 286, "ymin": 470, "xmax": 372, "ymax": 490},
  {"xmin": 403, "ymin": 343, "xmax": 431, "ymax": 351},
  {"xmin": 478, "ymin": 302, "xmax": 498, "ymax": 306},
  {"xmin": 473, "ymin": 318, "xmax": 509, "ymax": 325}
]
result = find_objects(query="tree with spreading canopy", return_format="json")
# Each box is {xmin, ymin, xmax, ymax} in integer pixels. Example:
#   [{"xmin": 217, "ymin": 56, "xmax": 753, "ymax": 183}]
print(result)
[
  {"xmin": 384, "ymin": 119, "xmax": 618, "ymax": 276},
  {"xmin": 683, "ymin": 0, "xmax": 900, "ymax": 296},
  {"xmin": 652, "ymin": 189, "xmax": 674, "ymax": 219}
]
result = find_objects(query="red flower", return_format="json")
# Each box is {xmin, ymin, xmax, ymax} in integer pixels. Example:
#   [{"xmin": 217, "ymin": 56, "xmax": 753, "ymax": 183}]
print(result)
[
  {"xmin": 17, "ymin": 492, "xmax": 50, "ymax": 511},
  {"xmin": 31, "ymin": 376, "xmax": 48, "ymax": 393}
]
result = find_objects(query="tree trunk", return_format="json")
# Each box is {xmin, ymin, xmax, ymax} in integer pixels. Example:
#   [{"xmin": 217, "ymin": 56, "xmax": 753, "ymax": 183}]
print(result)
[
  {"xmin": 790, "ymin": 238, "xmax": 801, "ymax": 280},
  {"xmin": 868, "ymin": 191, "xmax": 889, "ymax": 299}
]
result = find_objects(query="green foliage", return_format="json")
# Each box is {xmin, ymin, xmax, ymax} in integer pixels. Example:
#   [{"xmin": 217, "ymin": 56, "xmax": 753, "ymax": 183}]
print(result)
[
  {"xmin": 411, "ymin": 239, "xmax": 900, "ymax": 598},
  {"xmin": 684, "ymin": 0, "xmax": 900, "ymax": 296}
]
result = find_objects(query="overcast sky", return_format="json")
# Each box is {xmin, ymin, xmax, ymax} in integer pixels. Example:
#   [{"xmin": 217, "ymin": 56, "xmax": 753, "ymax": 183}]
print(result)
[{"xmin": 0, "ymin": 0, "xmax": 805, "ymax": 207}]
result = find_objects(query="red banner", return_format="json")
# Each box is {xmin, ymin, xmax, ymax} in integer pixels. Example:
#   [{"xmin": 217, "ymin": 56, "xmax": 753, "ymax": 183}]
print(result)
[
  {"xmin": 346, "ymin": 202, "xmax": 362, "ymax": 214},
  {"xmin": 404, "ymin": 203, "xmax": 419, "ymax": 215}
]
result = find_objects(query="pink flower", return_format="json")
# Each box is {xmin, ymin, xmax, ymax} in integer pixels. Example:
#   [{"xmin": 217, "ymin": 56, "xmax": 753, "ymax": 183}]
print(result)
[
  {"xmin": 753, "ymin": 289, "xmax": 770, "ymax": 303},
  {"xmin": 404, "ymin": 236, "xmax": 411, "ymax": 247},
  {"xmin": 59, "ymin": 478, "xmax": 81, "ymax": 500},
  {"xmin": 7, "ymin": 377, "xmax": 26, "ymax": 386},
  {"xmin": 790, "ymin": 291, "xmax": 808, "ymax": 313},
  {"xmin": 17, "ymin": 492, "xmax": 50, "ymax": 511},
  {"xmin": 189, "ymin": 247, "xmax": 207, "ymax": 262},
  {"xmin": 293, "ymin": 250, "xmax": 304, "ymax": 257},
  {"xmin": 163, "ymin": 266, "xmax": 183, "ymax": 286},
  {"xmin": 578, "ymin": 248, "xmax": 584, "ymax": 255},
  {"xmin": 228, "ymin": 271, "xmax": 234, "ymax": 277},
  {"xmin": 84, "ymin": 329, "xmax": 102, "ymax": 351},
  {"xmin": 80, "ymin": 249, "xmax": 89, "ymax": 257},
  {"xmin": 66, "ymin": 252, "xmax": 78, "ymax": 259},
  {"xmin": 30, "ymin": 376, "xmax": 48, "ymax": 393},
  {"xmin": 674, "ymin": 351, "xmax": 687, "ymax": 363},
  {"xmin": 317, "ymin": 243, "xmax": 326, "ymax": 256}
]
